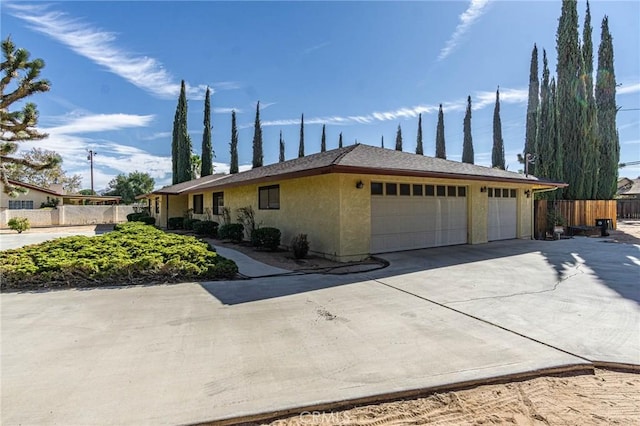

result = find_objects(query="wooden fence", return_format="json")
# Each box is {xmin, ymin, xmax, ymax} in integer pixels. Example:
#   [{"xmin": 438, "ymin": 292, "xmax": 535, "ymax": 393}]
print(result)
[
  {"xmin": 534, "ymin": 199, "xmax": 617, "ymax": 238},
  {"xmin": 617, "ymin": 199, "xmax": 640, "ymax": 219}
]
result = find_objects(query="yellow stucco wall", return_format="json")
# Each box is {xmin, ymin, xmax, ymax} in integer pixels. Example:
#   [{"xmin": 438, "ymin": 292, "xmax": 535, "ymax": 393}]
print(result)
[
  {"xmin": 0, "ymin": 183, "xmax": 61, "ymax": 209},
  {"xmin": 159, "ymin": 173, "xmax": 536, "ymax": 261}
]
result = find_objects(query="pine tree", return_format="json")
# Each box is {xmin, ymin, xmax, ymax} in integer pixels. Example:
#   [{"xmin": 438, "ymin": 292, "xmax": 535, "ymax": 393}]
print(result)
[
  {"xmin": 201, "ymin": 87, "xmax": 213, "ymax": 177},
  {"xmin": 338, "ymin": 132, "xmax": 343, "ymax": 148},
  {"xmin": 581, "ymin": 0, "xmax": 599, "ymax": 198},
  {"xmin": 0, "ymin": 37, "xmax": 59, "ymax": 196},
  {"xmin": 252, "ymin": 101, "xmax": 263, "ymax": 168},
  {"xmin": 492, "ymin": 88, "xmax": 505, "ymax": 169},
  {"xmin": 435, "ymin": 104, "xmax": 446, "ymax": 159},
  {"xmin": 298, "ymin": 114, "xmax": 305, "ymax": 157},
  {"xmin": 279, "ymin": 130, "xmax": 285, "ymax": 162},
  {"xmin": 461, "ymin": 96, "xmax": 474, "ymax": 164},
  {"xmin": 320, "ymin": 124, "xmax": 326, "ymax": 152},
  {"xmin": 557, "ymin": 0, "xmax": 584, "ymax": 199},
  {"xmin": 173, "ymin": 80, "xmax": 192, "ymax": 184},
  {"xmin": 416, "ymin": 113, "xmax": 424, "ymax": 155},
  {"xmin": 595, "ymin": 16, "xmax": 619, "ymax": 199},
  {"xmin": 395, "ymin": 125, "xmax": 403, "ymax": 151},
  {"xmin": 229, "ymin": 110, "xmax": 239, "ymax": 174},
  {"xmin": 535, "ymin": 50, "xmax": 556, "ymax": 186},
  {"xmin": 524, "ymin": 44, "xmax": 539, "ymax": 175}
]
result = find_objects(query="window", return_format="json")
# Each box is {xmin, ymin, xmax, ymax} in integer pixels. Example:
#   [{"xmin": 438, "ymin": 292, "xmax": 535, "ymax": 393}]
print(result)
[
  {"xmin": 212, "ymin": 192, "xmax": 224, "ymax": 215},
  {"xmin": 8, "ymin": 200, "xmax": 34, "ymax": 209},
  {"xmin": 458, "ymin": 187, "xmax": 466, "ymax": 197},
  {"xmin": 259, "ymin": 185, "xmax": 280, "ymax": 209},
  {"xmin": 155, "ymin": 197, "xmax": 160, "ymax": 214},
  {"xmin": 371, "ymin": 182, "xmax": 383, "ymax": 195},
  {"xmin": 425, "ymin": 185, "xmax": 435, "ymax": 196},
  {"xmin": 412, "ymin": 184, "xmax": 423, "ymax": 196},
  {"xmin": 385, "ymin": 183, "xmax": 397, "ymax": 196},
  {"xmin": 193, "ymin": 194, "xmax": 204, "ymax": 214},
  {"xmin": 447, "ymin": 186, "xmax": 457, "ymax": 197},
  {"xmin": 436, "ymin": 185, "xmax": 446, "ymax": 197},
  {"xmin": 488, "ymin": 188, "xmax": 494, "ymax": 197},
  {"xmin": 510, "ymin": 189, "xmax": 517, "ymax": 198},
  {"xmin": 503, "ymin": 188, "xmax": 510, "ymax": 198},
  {"xmin": 399, "ymin": 183, "xmax": 411, "ymax": 196},
  {"xmin": 494, "ymin": 188, "xmax": 501, "ymax": 198}
]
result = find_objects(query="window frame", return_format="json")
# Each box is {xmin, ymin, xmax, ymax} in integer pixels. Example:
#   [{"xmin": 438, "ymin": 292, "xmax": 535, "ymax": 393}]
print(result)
[
  {"xmin": 193, "ymin": 194, "xmax": 204, "ymax": 215},
  {"xmin": 212, "ymin": 192, "xmax": 224, "ymax": 215},
  {"xmin": 399, "ymin": 183, "xmax": 411, "ymax": 196},
  {"xmin": 371, "ymin": 182, "xmax": 383, "ymax": 195},
  {"xmin": 259, "ymin": 185, "xmax": 280, "ymax": 210}
]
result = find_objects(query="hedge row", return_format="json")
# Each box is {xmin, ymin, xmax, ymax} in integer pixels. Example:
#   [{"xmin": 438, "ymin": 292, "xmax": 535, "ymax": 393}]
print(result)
[{"xmin": 0, "ymin": 222, "xmax": 238, "ymax": 291}]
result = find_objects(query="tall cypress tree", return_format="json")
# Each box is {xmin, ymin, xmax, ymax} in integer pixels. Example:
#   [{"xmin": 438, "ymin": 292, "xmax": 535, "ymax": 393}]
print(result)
[
  {"xmin": 338, "ymin": 132, "xmax": 343, "ymax": 148},
  {"xmin": 381, "ymin": 135, "xmax": 384, "ymax": 148},
  {"xmin": 461, "ymin": 96, "xmax": 474, "ymax": 164},
  {"xmin": 557, "ymin": 0, "xmax": 584, "ymax": 199},
  {"xmin": 416, "ymin": 113, "xmax": 424, "ymax": 155},
  {"xmin": 252, "ymin": 101, "xmax": 263, "ymax": 168},
  {"xmin": 279, "ymin": 130, "xmax": 285, "ymax": 162},
  {"xmin": 229, "ymin": 110, "xmax": 239, "ymax": 174},
  {"xmin": 174, "ymin": 80, "xmax": 192, "ymax": 183},
  {"xmin": 298, "ymin": 114, "xmax": 305, "ymax": 158},
  {"xmin": 536, "ymin": 50, "xmax": 553, "ymax": 182},
  {"xmin": 320, "ymin": 124, "xmax": 326, "ymax": 152},
  {"xmin": 395, "ymin": 124, "xmax": 403, "ymax": 151},
  {"xmin": 435, "ymin": 104, "xmax": 446, "ymax": 159},
  {"xmin": 549, "ymin": 78, "xmax": 563, "ymax": 188},
  {"xmin": 492, "ymin": 88, "xmax": 505, "ymax": 169},
  {"xmin": 581, "ymin": 0, "xmax": 599, "ymax": 198},
  {"xmin": 201, "ymin": 87, "xmax": 213, "ymax": 177},
  {"xmin": 595, "ymin": 16, "xmax": 619, "ymax": 199},
  {"xmin": 524, "ymin": 44, "xmax": 539, "ymax": 175}
]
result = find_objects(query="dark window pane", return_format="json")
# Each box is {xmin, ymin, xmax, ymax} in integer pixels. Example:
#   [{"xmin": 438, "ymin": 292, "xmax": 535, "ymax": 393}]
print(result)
[
  {"xmin": 412, "ymin": 184, "xmax": 423, "ymax": 196},
  {"xmin": 425, "ymin": 185, "xmax": 435, "ymax": 196},
  {"xmin": 259, "ymin": 185, "xmax": 280, "ymax": 210},
  {"xmin": 495, "ymin": 188, "xmax": 501, "ymax": 198},
  {"xmin": 371, "ymin": 182, "xmax": 383, "ymax": 195},
  {"xmin": 447, "ymin": 186, "xmax": 457, "ymax": 197},
  {"xmin": 503, "ymin": 188, "xmax": 510, "ymax": 198},
  {"xmin": 212, "ymin": 192, "xmax": 224, "ymax": 215},
  {"xmin": 488, "ymin": 188, "xmax": 494, "ymax": 197},
  {"xmin": 458, "ymin": 187, "xmax": 466, "ymax": 197},
  {"xmin": 436, "ymin": 185, "xmax": 446, "ymax": 196},
  {"xmin": 193, "ymin": 194, "xmax": 204, "ymax": 214},
  {"xmin": 386, "ymin": 183, "xmax": 397, "ymax": 195},
  {"xmin": 400, "ymin": 183, "xmax": 411, "ymax": 196},
  {"xmin": 510, "ymin": 189, "xmax": 517, "ymax": 198}
]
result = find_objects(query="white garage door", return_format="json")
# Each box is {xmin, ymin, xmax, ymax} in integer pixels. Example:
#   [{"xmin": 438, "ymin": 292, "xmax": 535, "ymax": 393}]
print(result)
[
  {"xmin": 371, "ymin": 182, "xmax": 468, "ymax": 253},
  {"xmin": 488, "ymin": 187, "xmax": 517, "ymax": 241}
]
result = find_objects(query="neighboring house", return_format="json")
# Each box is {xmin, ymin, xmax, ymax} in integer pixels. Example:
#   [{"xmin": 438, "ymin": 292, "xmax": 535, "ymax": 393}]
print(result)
[
  {"xmin": 141, "ymin": 145, "xmax": 565, "ymax": 261},
  {"xmin": 617, "ymin": 177, "xmax": 640, "ymax": 199},
  {"xmin": 1, "ymin": 180, "xmax": 129, "ymax": 228}
]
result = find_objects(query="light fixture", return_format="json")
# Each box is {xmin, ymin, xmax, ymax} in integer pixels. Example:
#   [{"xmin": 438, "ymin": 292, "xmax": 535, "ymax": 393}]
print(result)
[
  {"xmin": 480, "ymin": 186, "xmax": 487, "ymax": 193},
  {"xmin": 356, "ymin": 180, "xmax": 364, "ymax": 189},
  {"xmin": 525, "ymin": 189, "xmax": 532, "ymax": 198}
]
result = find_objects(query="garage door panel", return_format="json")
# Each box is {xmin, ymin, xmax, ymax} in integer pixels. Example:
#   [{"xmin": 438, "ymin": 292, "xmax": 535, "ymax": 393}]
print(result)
[{"xmin": 488, "ymin": 197, "xmax": 517, "ymax": 241}]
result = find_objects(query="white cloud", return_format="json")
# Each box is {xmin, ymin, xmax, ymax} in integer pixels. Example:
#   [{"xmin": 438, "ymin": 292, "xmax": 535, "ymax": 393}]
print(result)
[
  {"xmin": 212, "ymin": 81, "xmax": 242, "ymax": 91},
  {"xmin": 303, "ymin": 41, "xmax": 330, "ymax": 55},
  {"xmin": 438, "ymin": 0, "xmax": 492, "ymax": 61},
  {"xmin": 141, "ymin": 131, "xmax": 172, "ymax": 141},
  {"xmin": 617, "ymin": 83, "xmax": 640, "ymax": 95},
  {"xmin": 45, "ymin": 114, "xmax": 154, "ymax": 134},
  {"xmin": 473, "ymin": 88, "xmax": 529, "ymax": 110},
  {"xmin": 213, "ymin": 107, "xmax": 243, "ymax": 114},
  {"xmin": 6, "ymin": 3, "xmax": 204, "ymax": 99}
]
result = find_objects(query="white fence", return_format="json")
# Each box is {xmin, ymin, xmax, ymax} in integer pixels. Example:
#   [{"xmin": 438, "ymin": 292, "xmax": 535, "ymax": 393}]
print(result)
[{"xmin": 0, "ymin": 205, "xmax": 136, "ymax": 228}]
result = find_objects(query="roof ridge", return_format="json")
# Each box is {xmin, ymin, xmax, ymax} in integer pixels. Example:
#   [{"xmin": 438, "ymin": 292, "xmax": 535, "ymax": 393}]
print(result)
[{"xmin": 333, "ymin": 143, "xmax": 361, "ymax": 165}]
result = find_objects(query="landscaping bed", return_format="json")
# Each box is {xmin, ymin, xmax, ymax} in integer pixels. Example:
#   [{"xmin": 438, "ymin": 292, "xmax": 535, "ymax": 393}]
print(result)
[{"xmin": 0, "ymin": 222, "xmax": 238, "ymax": 292}]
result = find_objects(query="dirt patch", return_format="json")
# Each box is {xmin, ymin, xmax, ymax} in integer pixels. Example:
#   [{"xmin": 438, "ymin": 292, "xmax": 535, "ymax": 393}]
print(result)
[
  {"xmin": 266, "ymin": 369, "xmax": 640, "ymax": 426},
  {"xmin": 607, "ymin": 220, "xmax": 640, "ymax": 244}
]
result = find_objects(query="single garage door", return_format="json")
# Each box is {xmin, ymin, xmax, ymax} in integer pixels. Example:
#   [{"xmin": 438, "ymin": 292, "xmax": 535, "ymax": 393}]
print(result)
[
  {"xmin": 488, "ymin": 187, "xmax": 517, "ymax": 241},
  {"xmin": 371, "ymin": 182, "xmax": 468, "ymax": 253}
]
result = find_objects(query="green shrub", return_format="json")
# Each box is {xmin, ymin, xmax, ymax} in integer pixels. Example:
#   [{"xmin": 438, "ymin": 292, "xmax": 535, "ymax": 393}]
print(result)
[
  {"xmin": 168, "ymin": 217, "xmax": 184, "ymax": 230},
  {"xmin": 251, "ymin": 227, "xmax": 281, "ymax": 251},
  {"xmin": 0, "ymin": 222, "xmax": 238, "ymax": 291},
  {"xmin": 8, "ymin": 217, "xmax": 30, "ymax": 234},
  {"xmin": 291, "ymin": 233, "xmax": 309, "ymax": 259},
  {"xmin": 127, "ymin": 212, "xmax": 147, "ymax": 222},
  {"xmin": 183, "ymin": 218, "xmax": 202, "ymax": 231},
  {"xmin": 193, "ymin": 220, "xmax": 219, "ymax": 237},
  {"xmin": 138, "ymin": 216, "xmax": 156, "ymax": 225},
  {"xmin": 218, "ymin": 223, "xmax": 244, "ymax": 242}
]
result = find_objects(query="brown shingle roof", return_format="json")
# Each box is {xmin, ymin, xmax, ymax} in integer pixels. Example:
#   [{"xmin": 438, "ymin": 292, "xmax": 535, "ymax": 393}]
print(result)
[
  {"xmin": 152, "ymin": 173, "xmax": 230, "ymax": 195},
  {"xmin": 161, "ymin": 144, "xmax": 566, "ymax": 194}
]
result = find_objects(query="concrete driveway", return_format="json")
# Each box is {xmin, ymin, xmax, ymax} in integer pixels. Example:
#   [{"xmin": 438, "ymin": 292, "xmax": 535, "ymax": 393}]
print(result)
[{"xmin": 1, "ymin": 237, "xmax": 638, "ymax": 425}]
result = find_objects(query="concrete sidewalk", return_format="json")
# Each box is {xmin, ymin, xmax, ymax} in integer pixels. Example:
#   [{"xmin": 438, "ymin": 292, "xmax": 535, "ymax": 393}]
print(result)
[{"xmin": 211, "ymin": 244, "xmax": 291, "ymax": 277}]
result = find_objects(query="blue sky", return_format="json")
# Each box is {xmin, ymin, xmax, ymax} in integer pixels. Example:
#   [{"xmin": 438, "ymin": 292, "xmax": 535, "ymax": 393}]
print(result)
[{"xmin": 2, "ymin": 0, "xmax": 639, "ymax": 191}]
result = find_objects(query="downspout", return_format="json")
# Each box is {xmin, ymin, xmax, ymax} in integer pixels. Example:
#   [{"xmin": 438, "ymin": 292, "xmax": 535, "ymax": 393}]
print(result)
[{"xmin": 530, "ymin": 187, "xmax": 561, "ymax": 240}]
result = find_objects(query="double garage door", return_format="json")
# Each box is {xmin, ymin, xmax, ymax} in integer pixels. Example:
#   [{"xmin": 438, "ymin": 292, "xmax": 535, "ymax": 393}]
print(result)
[{"xmin": 371, "ymin": 182, "xmax": 468, "ymax": 254}]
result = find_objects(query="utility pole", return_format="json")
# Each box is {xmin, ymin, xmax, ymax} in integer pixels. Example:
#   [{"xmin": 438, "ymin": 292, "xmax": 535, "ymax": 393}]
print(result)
[{"xmin": 87, "ymin": 149, "xmax": 97, "ymax": 194}]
